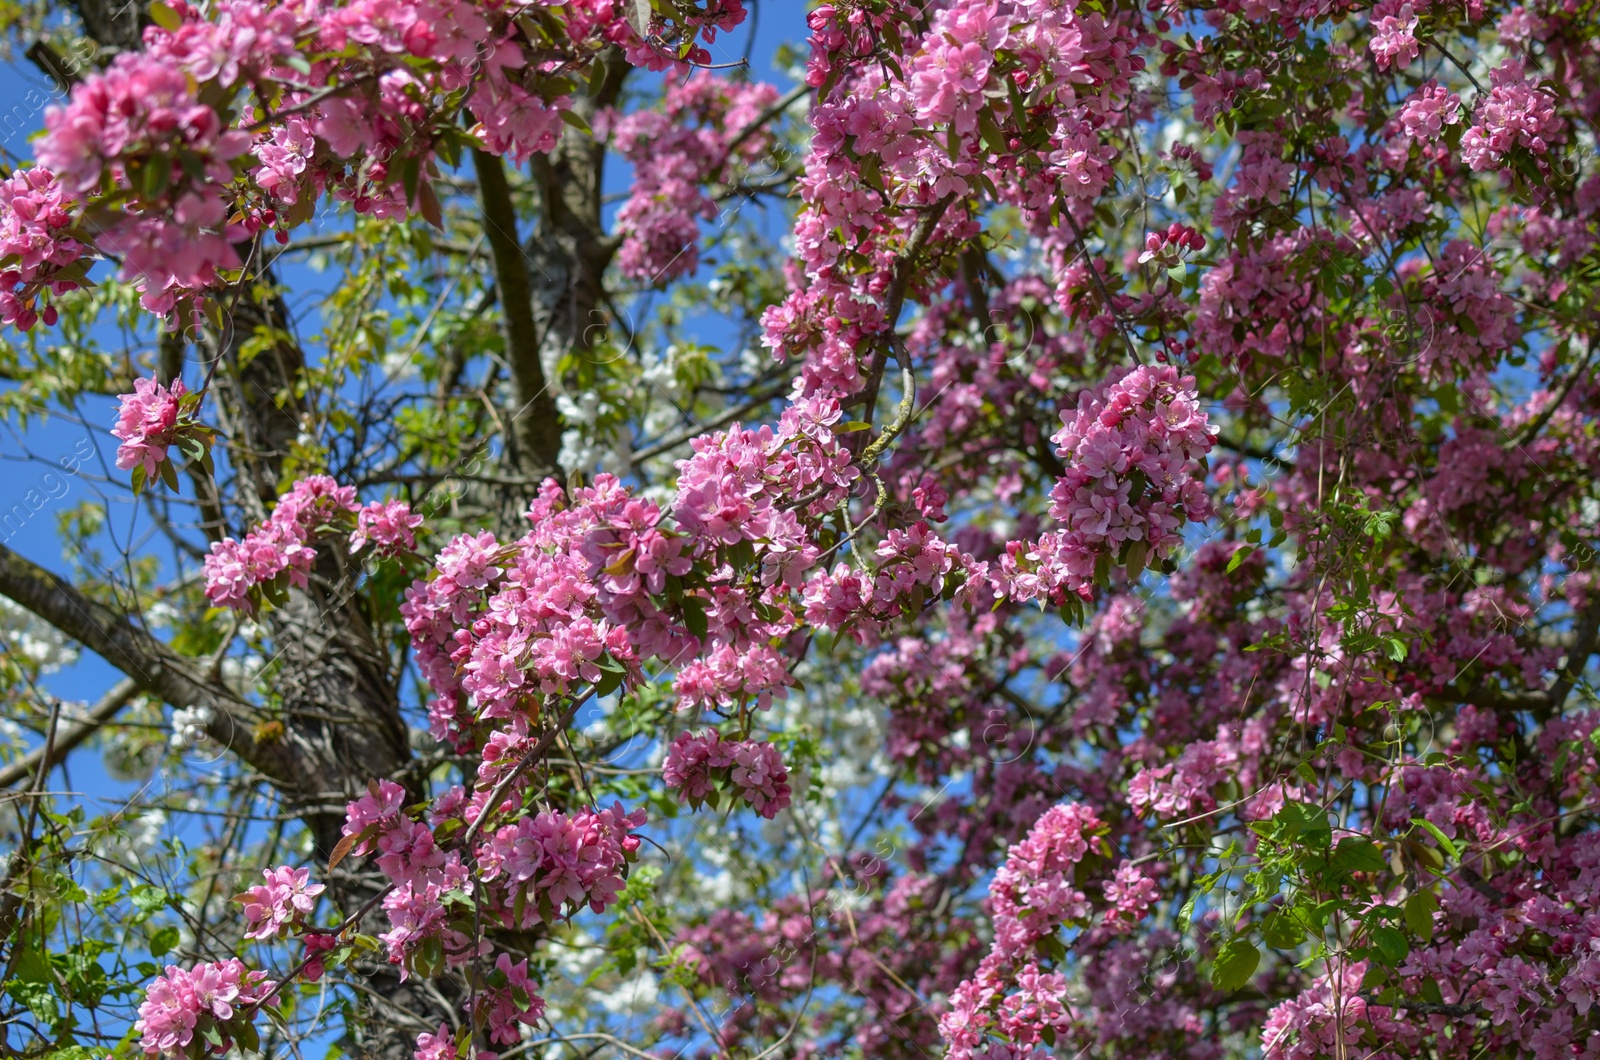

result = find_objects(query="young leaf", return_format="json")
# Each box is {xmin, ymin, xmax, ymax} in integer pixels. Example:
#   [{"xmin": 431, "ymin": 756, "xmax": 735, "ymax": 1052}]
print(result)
[
  {"xmin": 1330, "ymin": 837, "xmax": 1385, "ymax": 874},
  {"xmin": 1211, "ymin": 938, "xmax": 1260, "ymax": 992},
  {"xmin": 1410, "ymin": 818, "xmax": 1460, "ymax": 861},
  {"xmin": 1369, "ymin": 925, "xmax": 1409, "ymax": 966},
  {"xmin": 1404, "ymin": 890, "xmax": 1437, "ymax": 942}
]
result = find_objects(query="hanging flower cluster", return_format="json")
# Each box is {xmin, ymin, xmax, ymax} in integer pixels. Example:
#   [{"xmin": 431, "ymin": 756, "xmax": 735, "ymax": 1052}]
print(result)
[
  {"xmin": 663, "ymin": 729, "xmax": 793, "ymax": 818},
  {"xmin": 0, "ymin": 166, "xmax": 84, "ymax": 330},
  {"xmin": 112, "ymin": 377, "xmax": 216, "ymax": 492},
  {"xmin": 236, "ymin": 865, "xmax": 324, "ymax": 941},
  {"xmin": 136, "ymin": 959, "xmax": 274, "ymax": 1060}
]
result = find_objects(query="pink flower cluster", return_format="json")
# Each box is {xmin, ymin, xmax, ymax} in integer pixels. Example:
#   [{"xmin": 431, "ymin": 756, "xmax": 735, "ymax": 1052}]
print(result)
[
  {"xmin": 342, "ymin": 779, "xmax": 474, "ymax": 970},
  {"xmin": 1400, "ymin": 81, "xmax": 1463, "ymax": 142},
  {"xmin": 350, "ymin": 498, "xmax": 424, "ymax": 557},
  {"xmin": 1460, "ymin": 59, "xmax": 1562, "ymax": 172},
  {"xmin": 339, "ymin": 769, "xmax": 641, "ymax": 1043},
  {"xmin": 136, "ymin": 959, "xmax": 273, "ymax": 1059},
  {"xmin": 4, "ymin": 0, "xmax": 749, "ymax": 333},
  {"xmin": 1128, "ymin": 740, "xmax": 1230, "ymax": 818},
  {"xmin": 141, "ymin": 0, "xmax": 300, "ymax": 89},
  {"xmin": 475, "ymin": 953, "xmax": 546, "ymax": 1046},
  {"xmin": 662, "ymin": 730, "xmax": 793, "ymax": 818},
  {"xmin": 413, "ymin": 1024, "xmax": 459, "ymax": 1060},
  {"xmin": 478, "ymin": 801, "xmax": 647, "ymax": 924},
  {"xmin": 0, "ymin": 167, "xmax": 82, "ymax": 330},
  {"xmin": 1138, "ymin": 223, "xmax": 1207, "ymax": 267},
  {"xmin": 609, "ymin": 74, "xmax": 780, "ymax": 284},
  {"xmin": 801, "ymin": 523, "xmax": 984, "ymax": 645},
  {"xmin": 301, "ymin": 933, "xmax": 337, "ymax": 982},
  {"xmin": 1102, "ymin": 860, "xmax": 1160, "ymax": 927},
  {"xmin": 1368, "ymin": 0, "xmax": 1420, "ymax": 70},
  {"xmin": 37, "ymin": 53, "xmax": 249, "ymax": 197},
  {"xmin": 772, "ymin": 0, "xmax": 1144, "ymax": 397},
  {"xmin": 237, "ymin": 865, "xmax": 324, "ymax": 940},
  {"xmin": 939, "ymin": 803, "xmax": 1153, "ymax": 1060},
  {"xmin": 38, "ymin": 51, "xmax": 252, "ymax": 317},
  {"xmin": 1000, "ymin": 365, "xmax": 1215, "ymax": 605},
  {"xmin": 112, "ymin": 377, "xmax": 207, "ymax": 484},
  {"xmin": 203, "ymin": 475, "xmax": 361, "ymax": 613}
]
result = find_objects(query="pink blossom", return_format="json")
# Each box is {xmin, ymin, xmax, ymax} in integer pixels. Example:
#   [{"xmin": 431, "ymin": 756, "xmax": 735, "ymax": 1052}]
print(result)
[
  {"xmin": 413, "ymin": 1024, "xmax": 458, "ymax": 1060},
  {"xmin": 939, "ymin": 802, "xmax": 1125, "ymax": 1060},
  {"xmin": 606, "ymin": 73, "xmax": 783, "ymax": 282},
  {"xmin": 477, "ymin": 802, "xmax": 646, "ymax": 923},
  {"xmin": 1460, "ymin": 59, "xmax": 1562, "ymax": 172},
  {"xmin": 204, "ymin": 476, "xmax": 363, "ymax": 611},
  {"xmin": 1369, "ymin": 0, "xmax": 1420, "ymax": 70},
  {"xmin": 351, "ymin": 499, "xmax": 424, "ymax": 556},
  {"xmin": 475, "ymin": 953, "xmax": 545, "ymax": 1045},
  {"xmin": 112, "ymin": 377, "xmax": 194, "ymax": 482},
  {"xmin": 1400, "ymin": 81, "xmax": 1463, "ymax": 141},
  {"xmin": 237, "ymin": 865, "xmax": 325, "ymax": 940},
  {"xmin": 301, "ymin": 933, "xmax": 337, "ymax": 982},
  {"xmin": 136, "ymin": 959, "xmax": 272, "ymax": 1059},
  {"xmin": 663, "ymin": 730, "xmax": 792, "ymax": 817},
  {"xmin": 1102, "ymin": 860, "xmax": 1158, "ymax": 927},
  {"xmin": 0, "ymin": 167, "xmax": 82, "ymax": 331}
]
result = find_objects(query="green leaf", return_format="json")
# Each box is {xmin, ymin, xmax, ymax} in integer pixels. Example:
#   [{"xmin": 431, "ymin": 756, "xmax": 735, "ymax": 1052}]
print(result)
[
  {"xmin": 560, "ymin": 110, "xmax": 592, "ymax": 134},
  {"xmin": 1404, "ymin": 890, "xmax": 1437, "ymax": 942},
  {"xmin": 594, "ymin": 666, "xmax": 624, "ymax": 699},
  {"xmin": 149, "ymin": 925, "xmax": 181, "ymax": 957},
  {"xmin": 235, "ymin": 1017, "xmax": 260, "ymax": 1054},
  {"xmin": 624, "ymin": 0, "xmax": 651, "ymax": 36},
  {"xmin": 148, "ymin": 0, "xmax": 183, "ymax": 29},
  {"xmin": 1369, "ymin": 924, "xmax": 1409, "ymax": 965},
  {"xmin": 1330, "ymin": 838, "xmax": 1385, "ymax": 874},
  {"xmin": 1211, "ymin": 938, "xmax": 1260, "ymax": 992},
  {"xmin": 680, "ymin": 597, "xmax": 709, "ymax": 643},
  {"xmin": 1227, "ymin": 545, "xmax": 1254, "ymax": 573},
  {"xmin": 1410, "ymin": 818, "xmax": 1460, "ymax": 860},
  {"xmin": 413, "ymin": 935, "xmax": 444, "ymax": 979},
  {"xmin": 977, "ymin": 108, "xmax": 1008, "ymax": 155},
  {"xmin": 1262, "ymin": 912, "xmax": 1304, "ymax": 950},
  {"xmin": 159, "ymin": 457, "xmax": 180, "ymax": 493},
  {"xmin": 417, "ymin": 181, "xmax": 443, "ymax": 230},
  {"xmin": 130, "ymin": 885, "xmax": 169, "ymax": 921},
  {"xmin": 12, "ymin": 945, "xmax": 52, "ymax": 984},
  {"xmin": 1275, "ymin": 802, "xmax": 1332, "ymax": 847},
  {"xmin": 1125, "ymin": 540, "xmax": 1148, "ymax": 582}
]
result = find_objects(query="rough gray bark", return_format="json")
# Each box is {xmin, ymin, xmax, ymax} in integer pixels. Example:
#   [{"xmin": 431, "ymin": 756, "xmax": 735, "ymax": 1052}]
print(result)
[
  {"xmin": 475, "ymin": 149, "xmax": 565, "ymax": 486},
  {"xmin": 523, "ymin": 50, "xmax": 628, "ymax": 447}
]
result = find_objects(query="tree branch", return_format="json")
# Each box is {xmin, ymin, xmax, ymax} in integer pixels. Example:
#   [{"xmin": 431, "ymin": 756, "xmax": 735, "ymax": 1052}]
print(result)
[
  {"xmin": 853, "ymin": 194, "xmax": 957, "ymax": 427},
  {"xmin": 630, "ymin": 380, "xmax": 793, "ymax": 466},
  {"xmin": 0, "ymin": 677, "xmax": 138, "ymax": 788},
  {"xmin": 0, "ymin": 542, "xmax": 293, "ymax": 784},
  {"xmin": 473, "ymin": 149, "xmax": 563, "ymax": 478}
]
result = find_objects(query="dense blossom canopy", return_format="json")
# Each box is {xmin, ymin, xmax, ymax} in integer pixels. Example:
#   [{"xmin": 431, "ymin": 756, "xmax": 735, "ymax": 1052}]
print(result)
[{"xmin": 0, "ymin": 0, "xmax": 1598, "ymax": 1058}]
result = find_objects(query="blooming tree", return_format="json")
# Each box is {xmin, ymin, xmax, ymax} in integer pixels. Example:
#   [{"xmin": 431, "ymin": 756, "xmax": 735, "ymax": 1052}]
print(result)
[{"xmin": 0, "ymin": 0, "xmax": 1598, "ymax": 1058}]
